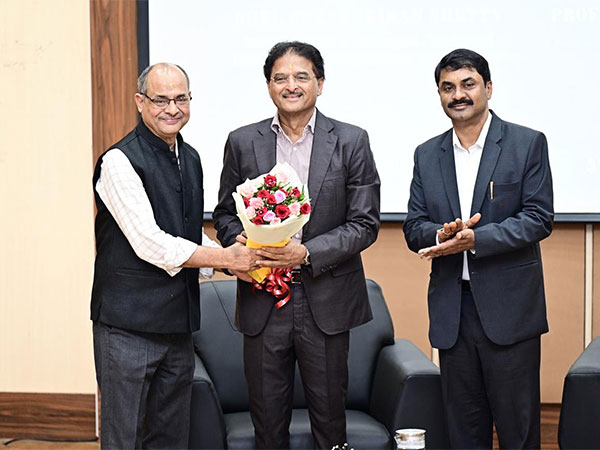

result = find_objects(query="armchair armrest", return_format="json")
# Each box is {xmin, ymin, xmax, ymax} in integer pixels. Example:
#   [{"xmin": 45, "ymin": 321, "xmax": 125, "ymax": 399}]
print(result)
[
  {"xmin": 558, "ymin": 337, "xmax": 600, "ymax": 449},
  {"xmin": 189, "ymin": 354, "xmax": 227, "ymax": 450},
  {"xmin": 369, "ymin": 339, "xmax": 449, "ymax": 450}
]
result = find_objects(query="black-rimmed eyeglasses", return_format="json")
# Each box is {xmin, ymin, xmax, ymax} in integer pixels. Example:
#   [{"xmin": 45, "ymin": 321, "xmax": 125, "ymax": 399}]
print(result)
[{"xmin": 141, "ymin": 93, "xmax": 192, "ymax": 108}]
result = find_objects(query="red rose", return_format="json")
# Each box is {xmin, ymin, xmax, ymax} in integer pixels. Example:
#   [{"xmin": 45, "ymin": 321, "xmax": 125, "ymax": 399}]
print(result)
[
  {"xmin": 267, "ymin": 194, "xmax": 277, "ymax": 205},
  {"xmin": 256, "ymin": 206, "xmax": 267, "ymax": 217},
  {"xmin": 252, "ymin": 216, "xmax": 264, "ymax": 225},
  {"xmin": 300, "ymin": 203, "xmax": 311, "ymax": 214},
  {"xmin": 291, "ymin": 187, "xmax": 301, "ymax": 198},
  {"xmin": 275, "ymin": 204, "xmax": 290, "ymax": 219},
  {"xmin": 243, "ymin": 197, "xmax": 250, "ymax": 207},
  {"xmin": 264, "ymin": 174, "xmax": 277, "ymax": 188},
  {"xmin": 257, "ymin": 189, "xmax": 269, "ymax": 199}
]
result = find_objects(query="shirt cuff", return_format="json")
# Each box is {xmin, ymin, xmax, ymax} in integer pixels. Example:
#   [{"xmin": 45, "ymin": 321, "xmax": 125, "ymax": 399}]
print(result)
[{"xmin": 165, "ymin": 238, "xmax": 198, "ymax": 277}]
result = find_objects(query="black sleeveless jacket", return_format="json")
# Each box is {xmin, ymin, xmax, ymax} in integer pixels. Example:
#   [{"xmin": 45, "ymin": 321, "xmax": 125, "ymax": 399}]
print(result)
[{"xmin": 91, "ymin": 121, "xmax": 203, "ymax": 333}]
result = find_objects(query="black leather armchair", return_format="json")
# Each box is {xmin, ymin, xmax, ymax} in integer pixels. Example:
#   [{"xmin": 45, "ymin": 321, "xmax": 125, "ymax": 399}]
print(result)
[
  {"xmin": 189, "ymin": 279, "xmax": 449, "ymax": 449},
  {"xmin": 558, "ymin": 337, "xmax": 600, "ymax": 449}
]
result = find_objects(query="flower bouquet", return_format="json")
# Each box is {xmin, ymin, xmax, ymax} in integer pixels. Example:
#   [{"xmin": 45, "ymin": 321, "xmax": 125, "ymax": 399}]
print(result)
[{"xmin": 232, "ymin": 162, "xmax": 311, "ymax": 307}]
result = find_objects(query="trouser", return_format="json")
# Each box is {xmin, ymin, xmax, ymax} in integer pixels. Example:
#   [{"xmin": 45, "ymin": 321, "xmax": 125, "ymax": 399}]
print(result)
[
  {"xmin": 243, "ymin": 284, "xmax": 349, "ymax": 449},
  {"xmin": 439, "ymin": 286, "xmax": 541, "ymax": 449},
  {"xmin": 93, "ymin": 321, "xmax": 194, "ymax": 450}
]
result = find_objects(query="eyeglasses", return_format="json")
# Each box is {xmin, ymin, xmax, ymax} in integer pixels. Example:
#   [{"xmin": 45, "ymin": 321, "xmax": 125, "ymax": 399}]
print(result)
[
  {"xmin": 270, "ymin": 73, "xmax": 315, "ymax": 85},
  {"xmin": 141, "ymin": 93, "xmax": 192, "ymax": 108}
]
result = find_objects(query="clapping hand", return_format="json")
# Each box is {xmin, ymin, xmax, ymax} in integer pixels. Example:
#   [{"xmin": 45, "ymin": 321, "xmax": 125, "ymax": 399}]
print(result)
[{"xmin": 419, "ymin": 213, "xmax": 481, "ymax": 260}]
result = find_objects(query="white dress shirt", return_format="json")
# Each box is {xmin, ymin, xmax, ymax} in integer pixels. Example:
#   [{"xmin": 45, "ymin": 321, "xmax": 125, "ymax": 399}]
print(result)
[
  {"xmin": 452, "ymin": 111, "xmax": 492, "ymax": 280},
  {"xmin": 95, "ymin": 145, "xmax": 218, "ymax": 280}
]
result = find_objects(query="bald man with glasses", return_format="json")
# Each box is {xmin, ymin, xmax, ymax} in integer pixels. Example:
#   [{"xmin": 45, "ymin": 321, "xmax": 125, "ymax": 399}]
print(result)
[{"xmin": 91, "ymin": 63, "xmax": 257, "ymax": 449}]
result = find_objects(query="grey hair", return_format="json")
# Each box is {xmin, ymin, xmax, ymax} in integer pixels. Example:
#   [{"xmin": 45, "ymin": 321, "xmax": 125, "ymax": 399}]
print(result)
[{"xmin": 136, "ymin": 63, "xmax": 190, "ymax": 94}]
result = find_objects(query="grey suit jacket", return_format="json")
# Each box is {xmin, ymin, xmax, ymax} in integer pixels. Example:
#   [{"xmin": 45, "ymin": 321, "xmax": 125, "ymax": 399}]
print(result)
[
  {"xmin": 404, "ymin": 111, "xmax": 554, "ymax": 349},
  {"xmin": 213, "ymin": 110, "xmax": 381, "ymax": 336}
]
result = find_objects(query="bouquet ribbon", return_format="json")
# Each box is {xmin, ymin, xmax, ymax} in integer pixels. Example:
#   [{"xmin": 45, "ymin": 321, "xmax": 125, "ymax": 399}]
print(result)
[
  {"xmin": 247, "ymin": 237, "xmax": 292, "ymax": 308},
  {"xmin": 252, "ymin": 267, "xmax": 293, "ymax": 309}
]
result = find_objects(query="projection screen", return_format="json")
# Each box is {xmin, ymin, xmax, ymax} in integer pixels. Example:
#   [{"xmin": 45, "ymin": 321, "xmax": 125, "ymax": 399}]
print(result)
[{"xmin": 144, "ymin": 0, "xmax": 600, "ymax": 219}]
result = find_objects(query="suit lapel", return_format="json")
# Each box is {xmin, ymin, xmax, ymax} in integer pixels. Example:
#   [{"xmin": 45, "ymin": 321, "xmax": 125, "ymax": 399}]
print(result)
[
  {"xmin": 308, "ymin": 110, "xmax": 337, "ymax": 206},
  {"xmin": 439, "ymin": 131, "xmax": 462, "ymax": 219},
  {"xmin": 470, "ymin": 113, "xmax": 502, "ymax": 216},
  {"xmin": 253, "ymin": 120, "xmax": 276, "ymax": 175}
]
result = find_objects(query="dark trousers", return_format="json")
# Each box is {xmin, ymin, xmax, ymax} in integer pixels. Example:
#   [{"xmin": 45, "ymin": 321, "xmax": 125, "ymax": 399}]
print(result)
[
  {"xmin": 439, "ymin": 288, "xmax": 541, "ymax": 449},
  {"xmin": 93, "ymin": 322, "xmax": 194, "ymax": 450},
  {"xmin": 243, "ymin": 284, "xmax": 349, "ymax": 449}
]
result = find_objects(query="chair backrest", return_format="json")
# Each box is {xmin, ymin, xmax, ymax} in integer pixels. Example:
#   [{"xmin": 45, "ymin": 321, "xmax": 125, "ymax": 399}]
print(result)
[
  {"xmin": 346, "ymin": 279, "xmax": 395, "ymax": 410},
  {"xmin": 193, "ymin": 279, "xmax": 394, "ymax": 414}
]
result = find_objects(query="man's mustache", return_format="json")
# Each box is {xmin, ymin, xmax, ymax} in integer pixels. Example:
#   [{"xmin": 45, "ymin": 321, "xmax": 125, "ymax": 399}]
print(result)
[
  {"xmin": 448, "ymin": 98, "xmax": 474, "ymax": 108},
  {"xmin": 283, "ymin": 90, "xmax": 303, "ymax": 97}
]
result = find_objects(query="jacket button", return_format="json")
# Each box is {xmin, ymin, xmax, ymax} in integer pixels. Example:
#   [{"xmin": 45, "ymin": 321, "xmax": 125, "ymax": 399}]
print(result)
[
  {"xmin": 184, "ymin": 216, "xmax": 189, "ymax": 223},
  {"xmin": 176, "ymin": 185, "xmax": 182, "ymax": 193},
  {"xmin": 171, "ymin": 157, "xmax": 177, "ymax": 164}
]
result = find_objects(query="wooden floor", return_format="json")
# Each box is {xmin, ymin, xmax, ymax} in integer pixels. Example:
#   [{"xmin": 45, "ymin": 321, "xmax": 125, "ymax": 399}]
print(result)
[{"xmin": 0, "ymin": 404, "xmax": 560, "ymax": 449}]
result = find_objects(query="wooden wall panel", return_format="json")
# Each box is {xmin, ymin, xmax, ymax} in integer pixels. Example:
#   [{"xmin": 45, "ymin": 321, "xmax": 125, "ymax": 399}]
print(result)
[
  {"xmin": 90, "ymin": 0, "xmax": 139, "ymax": 167},
  {"xmin": 88, "ymin": 0, "xmax": 139, "ymax": 440},
  {"xmin": 0, "ymin": 393, "xmax": 95, "ymax": 440},
  {"xmin": 538, "ymin": 225, "xmax": 585, "ymax": 402},
  {"xmin": 362, "ymin": 223, "xmax": 431, "ymax": 354}
]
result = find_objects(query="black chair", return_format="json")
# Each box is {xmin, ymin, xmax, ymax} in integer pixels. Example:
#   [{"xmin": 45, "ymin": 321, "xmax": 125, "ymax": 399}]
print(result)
[
  {"xmin": 558, "ymin": 337, "xmax": 600, "ymax": 449},
  {"xmin": 189, "ymin": 279, "xmax": 449, "ymax": 449}
]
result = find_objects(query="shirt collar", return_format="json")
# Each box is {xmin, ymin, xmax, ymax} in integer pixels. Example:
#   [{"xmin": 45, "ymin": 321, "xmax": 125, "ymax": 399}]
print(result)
[
  {"xmin": 271, "ymin": 109, "xmax": 317, "ymax": 136},
  {"xmin": 452, "ymin": 110, "xmax": 493, "ymax": 152}
]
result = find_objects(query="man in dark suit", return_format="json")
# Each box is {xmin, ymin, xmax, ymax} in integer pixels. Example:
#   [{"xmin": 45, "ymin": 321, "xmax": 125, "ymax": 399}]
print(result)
[
  {"xmin": 213, "ymin": 41, "xmax": 380, "ymax": 449},
  {"xmin": 403, "ymin": 49, "xmax": 553, "ymax": 449}
]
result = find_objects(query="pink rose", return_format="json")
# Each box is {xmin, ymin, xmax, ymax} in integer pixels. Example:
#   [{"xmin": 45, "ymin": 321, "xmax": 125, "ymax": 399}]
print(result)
[
  {"xmin": 263, "ymin": 211, "xmax": 276, "ymax": 222},
  {"xmin": 270, "ymin": 217, "xmax": 281, "ymax": 225},
  {"xmin": 288, "ymin": 202, "xmax": 301, "ymax": 215},
  {"xmin": 276, "ymin": 171, "xmax": 289, "ymax": 185},
  {"xmin": 274, "ymin": 190, "xmax": 287, "ymax": 204},
  {"xmin": 240, "ymin": 181, "xmax": 257, "ymax": 198},
  {"xmin": 245, "ymin": 206, "xmax": 256, "ymax": 219},
  {"xmin": 249, "ymin": 197, "xmax": 264, "ymax": 208}
]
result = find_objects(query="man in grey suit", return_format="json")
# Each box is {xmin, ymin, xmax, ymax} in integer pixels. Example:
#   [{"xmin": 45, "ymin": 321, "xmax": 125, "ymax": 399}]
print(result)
[
  {"xmin": 404, "ymin": 49, "xmax": 553, "ymax": 449},
  {"xmin": 213, "ymin": 41, "xmax": 380, "ymax": 449}
]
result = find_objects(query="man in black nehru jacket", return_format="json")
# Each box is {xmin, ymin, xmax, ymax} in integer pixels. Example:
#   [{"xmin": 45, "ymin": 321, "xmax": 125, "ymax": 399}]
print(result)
[{"xmin": 91, "ymin": 63, "xmax": 257, "ymax": 449}]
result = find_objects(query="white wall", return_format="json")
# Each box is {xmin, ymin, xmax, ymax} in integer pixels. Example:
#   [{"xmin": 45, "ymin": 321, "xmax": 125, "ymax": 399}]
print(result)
[{"xmin": 0, "ymin": 0, "xmax": 96, "ymax": 393}]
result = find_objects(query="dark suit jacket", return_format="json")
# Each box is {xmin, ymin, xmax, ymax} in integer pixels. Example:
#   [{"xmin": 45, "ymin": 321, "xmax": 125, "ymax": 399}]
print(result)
[
  {"xmin": 403, "ymin": 111, "xmax": 554, "ymax": 349},
  {"xmin": 213, "ymin": 110, "xmax": 381, "ymax": 336}
]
